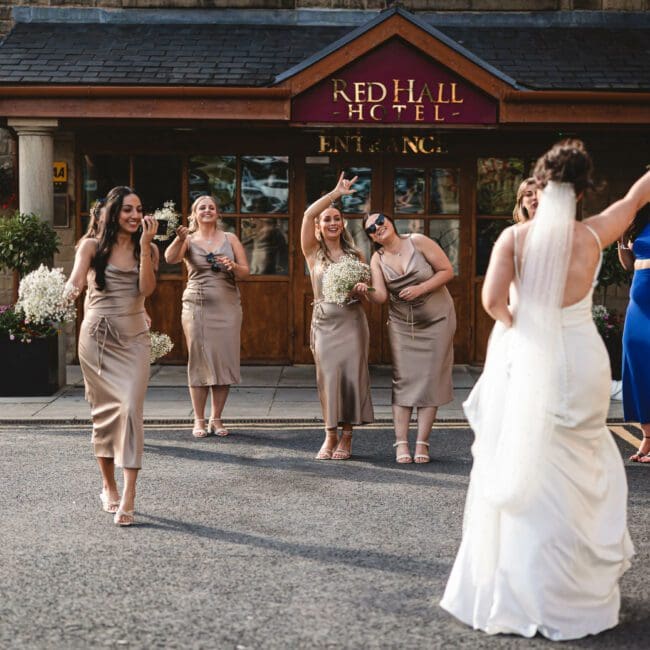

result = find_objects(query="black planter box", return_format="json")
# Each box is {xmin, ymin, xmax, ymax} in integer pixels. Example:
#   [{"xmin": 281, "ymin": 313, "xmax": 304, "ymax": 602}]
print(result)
[{"xmin": 0, "ymin": 334, "xmax": 60, "ymax": 396}]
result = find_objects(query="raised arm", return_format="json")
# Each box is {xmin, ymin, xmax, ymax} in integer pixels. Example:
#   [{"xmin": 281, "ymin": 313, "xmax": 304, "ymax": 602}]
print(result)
[
  {"xmin": 138, "ymin": 216, "xmax": 158, "ymax": 298},
  {"xmin": 584, "ymin": 170, "xmax": 650, "ymax": 247},
  {"xmin": 164, "ymin": 225, "xmax": 190, "ymax": 264},
  {"xmin": 482, "ymin": 226, "xmax": 516, "ymax": 327},
  {"xmin": 301, "ymin": 171, "xmax": 358, "ymax": 261}
]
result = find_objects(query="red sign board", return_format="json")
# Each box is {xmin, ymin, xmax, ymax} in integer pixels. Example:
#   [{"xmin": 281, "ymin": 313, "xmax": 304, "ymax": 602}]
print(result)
[{"xmin": 292, "ymin": 39, "xmax": 497, "ymax": 125}]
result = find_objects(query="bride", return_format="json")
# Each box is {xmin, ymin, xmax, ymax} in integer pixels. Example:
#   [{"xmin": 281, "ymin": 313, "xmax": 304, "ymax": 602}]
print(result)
[{"xmin": 440, "ymin": 140, "xmax": 650, "ymax": 640}]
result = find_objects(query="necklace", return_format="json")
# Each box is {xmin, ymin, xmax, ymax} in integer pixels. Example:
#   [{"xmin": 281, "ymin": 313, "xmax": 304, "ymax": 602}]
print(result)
[{"xmin": 384, "ymin": 246, "xmax": 402, "ymax": 257}]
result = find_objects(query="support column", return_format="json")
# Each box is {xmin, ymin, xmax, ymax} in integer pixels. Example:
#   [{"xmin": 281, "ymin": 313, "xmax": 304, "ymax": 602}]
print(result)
[{"xmin": 7, "ymin": 118, "xmax": 58, "ymax": 223}]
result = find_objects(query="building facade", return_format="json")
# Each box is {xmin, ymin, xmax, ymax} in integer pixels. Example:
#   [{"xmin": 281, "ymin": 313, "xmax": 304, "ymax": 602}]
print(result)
[{"xmin": 0, "ymin": 1, "xmax": 648, "ymax": 364}]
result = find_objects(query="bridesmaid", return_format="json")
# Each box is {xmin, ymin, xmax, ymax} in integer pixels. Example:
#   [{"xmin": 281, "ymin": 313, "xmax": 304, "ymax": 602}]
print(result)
[
  {"xmin": 357, "ymin": 213, "xmax": 456, "ymax": 463},
  {"xmin": 164, "ymin": 195, "xmax": 249, "ymax": 438},
  {"xmin": 618, "ymin": 205, "xmax": 650, "ymax": 462},
  {"xmin": 67, "ymin": 186, "xmax": 158, "ymax": 526},
  {"xmin": 513, "ymin": 177, "xmax": 539, "ymax": 223},
  {"xmin": 302, "ymin": 172, "xmax": 374, "ymax": 460}
]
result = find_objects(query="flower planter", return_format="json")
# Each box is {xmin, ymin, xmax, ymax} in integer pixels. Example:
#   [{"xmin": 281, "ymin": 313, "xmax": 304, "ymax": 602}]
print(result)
[
  {"xmin": 0, "ymin": 333, "xmax": 61, "ymax": 396},
  {"xmin": 603, "ymin": 335, "xmax": 623, "ymax": 382}
]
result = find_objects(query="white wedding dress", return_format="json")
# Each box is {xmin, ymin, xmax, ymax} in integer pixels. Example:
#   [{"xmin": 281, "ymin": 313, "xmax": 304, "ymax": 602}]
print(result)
[{"xmin": 440, "ymin": 225, "xmax": 634, "ymax": 640}]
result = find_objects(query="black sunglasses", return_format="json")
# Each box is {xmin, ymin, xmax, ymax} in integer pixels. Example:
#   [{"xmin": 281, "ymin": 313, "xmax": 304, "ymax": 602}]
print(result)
[
  {"xmin": 205, "ymin": 252, "xmax": 221, "ymax": 272},
  {"xmin": 365, "ymin": 213, "xmax": 386, "ymax": 235}
]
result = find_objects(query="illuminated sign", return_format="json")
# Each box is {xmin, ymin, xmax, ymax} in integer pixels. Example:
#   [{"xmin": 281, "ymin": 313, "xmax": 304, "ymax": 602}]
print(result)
[{"xmin": 53, "ymin": 161, "xmax": 67, "ymax": 183}]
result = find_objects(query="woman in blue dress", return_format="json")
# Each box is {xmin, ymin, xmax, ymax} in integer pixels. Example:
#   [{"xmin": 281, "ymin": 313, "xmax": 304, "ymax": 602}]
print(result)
[{"xmin": 619, "ymin": 205, "xmax": 650, "ymax": 462}]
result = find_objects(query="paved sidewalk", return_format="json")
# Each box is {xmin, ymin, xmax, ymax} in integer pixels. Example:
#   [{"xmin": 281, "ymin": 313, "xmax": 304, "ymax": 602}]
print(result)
[{"xmin": 0, "ymin": 364, "xmax": 623, "ymax": 424}]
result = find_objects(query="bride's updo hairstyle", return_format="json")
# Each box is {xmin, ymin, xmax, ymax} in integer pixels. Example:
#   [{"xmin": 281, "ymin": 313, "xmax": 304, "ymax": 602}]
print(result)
[{"xmin": 533, "ymin": 138, "xmax": 595, "ymax": 195}]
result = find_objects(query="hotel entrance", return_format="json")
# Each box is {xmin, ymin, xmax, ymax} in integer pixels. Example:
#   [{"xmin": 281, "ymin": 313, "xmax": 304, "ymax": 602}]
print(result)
[{"xmin": 291, "ymin": 146, "xmax": 473, "ymax": 364}]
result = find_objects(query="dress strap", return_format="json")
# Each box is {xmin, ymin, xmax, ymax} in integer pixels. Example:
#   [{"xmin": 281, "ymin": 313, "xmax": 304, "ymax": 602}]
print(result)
[
  {"xmin": 584, "ymin": 224, "xmax": 604, "ymax": 286},
  {"xmin": 512, "ymin": 227, "xmax": 521, "ymax": 282}
]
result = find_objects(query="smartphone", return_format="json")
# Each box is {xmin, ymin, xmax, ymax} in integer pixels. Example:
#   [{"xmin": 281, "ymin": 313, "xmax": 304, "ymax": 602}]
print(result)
[{"xmin": 156, "ymin": 219, "xmax": 168, "ymax": 236}]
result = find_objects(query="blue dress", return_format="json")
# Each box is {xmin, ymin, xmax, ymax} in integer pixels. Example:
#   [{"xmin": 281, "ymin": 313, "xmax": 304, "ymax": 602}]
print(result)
[{"xmin": 622, "ymin": 221, "xmax": 650, "ymax": 423}]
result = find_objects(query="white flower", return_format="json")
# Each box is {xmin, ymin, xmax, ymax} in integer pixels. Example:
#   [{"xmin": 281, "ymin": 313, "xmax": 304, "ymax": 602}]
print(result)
[
  {"xmin": 321, "ymin": 256, "xmax": 371, "ymax": 306},
  {"xmin": 16, "ymin": 265, "xmax": 76, "ymax": 326},
  {"xmin": 149, "ymin": 330, "xmax": 174, "ymax": 364},
  {"xmin": 152, "ymin": 200, "xmax": 180, "ymax": 242}
]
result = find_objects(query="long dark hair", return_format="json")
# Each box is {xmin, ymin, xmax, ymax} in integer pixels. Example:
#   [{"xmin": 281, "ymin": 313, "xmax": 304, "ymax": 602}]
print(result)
[
  {"xmin": 625, "ymin": 203, "xmax": 650, "ymax": 244},
  {"xmin": 363, "ymin": 212, "xmax": 398, "ymax": 252},
  {"xmin": 92, "ymin": 186, "xmax": 141, "ymax": 290}
]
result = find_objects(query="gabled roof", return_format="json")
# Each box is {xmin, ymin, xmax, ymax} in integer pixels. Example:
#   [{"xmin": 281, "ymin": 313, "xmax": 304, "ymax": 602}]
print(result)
[
  {"xmin": 0, "ymin": 7, "xmax": 647, "ymax": 91},
  {"xmin": 274, "ymin": 7, "xmax": 520, "ymax": 90}
]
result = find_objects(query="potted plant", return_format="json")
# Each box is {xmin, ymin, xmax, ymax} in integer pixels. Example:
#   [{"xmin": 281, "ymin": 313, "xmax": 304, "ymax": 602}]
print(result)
[{"xmin": 0, "ymin": 213, "xmax": 65, "ymax": 395}]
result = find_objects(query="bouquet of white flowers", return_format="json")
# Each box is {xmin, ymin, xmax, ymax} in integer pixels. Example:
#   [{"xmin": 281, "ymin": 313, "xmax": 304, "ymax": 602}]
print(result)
[
  {"xmin": 149, "ymin": 330, "xmax": 174, "ymax": 364},
  {"xmin": 321, "ymin": 256, "xmax": 372, "ymax": 306},
  {"xmin": 15, "ymin": 265, "xmax": 76, "ymax": 334},
  {"xmin": 152, "ymin": 200, "xmax": 180, "ymax": 241}
]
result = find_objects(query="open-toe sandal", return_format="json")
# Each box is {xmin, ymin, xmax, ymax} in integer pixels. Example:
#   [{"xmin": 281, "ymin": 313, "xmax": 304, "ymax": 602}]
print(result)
[
  {"xmin": 316, "ymin": 433, "xmax": 338, "ymax": 460},
  {"xmin": 332, "ymin": 432, "xmax": 352, "ymax": 460},
  {"xmin": 414, "ymin": 441, "xmax": 431, "ymax": 464},
  {"xmin": 192, "ymin": 419, "xmax": 208, "ymax": 438},
  {"xmin": 113, "ymin": 508, "xmax": 135, "ymax": 527},
  {"xmin": 209, "ymin": 419, "xmax": 229, "ymax": 437},
  {"xmin": 393, "ymin": 441, "xmax": 412, "ymax": 464},
  {"xmin": 100, "ymin": 490, "xmax": 120, "ymax": 514},
  {"xmin": 630, "ymin": 436, "xmax": 650, "ymax": 462}
]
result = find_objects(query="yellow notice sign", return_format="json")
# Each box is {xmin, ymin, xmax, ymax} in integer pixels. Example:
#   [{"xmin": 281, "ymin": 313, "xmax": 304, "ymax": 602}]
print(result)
[{"xmin": 53, "ymin": 161, "xmax": 67, "ymax": 183}]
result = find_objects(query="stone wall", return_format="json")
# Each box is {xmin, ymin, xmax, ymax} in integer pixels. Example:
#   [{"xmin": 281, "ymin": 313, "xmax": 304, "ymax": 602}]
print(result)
[{"xmin": 1, "ymin": 0, "xmax": 650, "ymax": 36}]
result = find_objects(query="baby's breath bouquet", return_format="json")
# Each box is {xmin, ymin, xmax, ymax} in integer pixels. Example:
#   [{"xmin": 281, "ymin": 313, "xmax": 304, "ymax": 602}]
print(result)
[
  {"xmin": 152, "ymin": 200, "xmax": 180, "ymax": 242},
  {"xmin": 322, "ymin": 256, "xmax": 372, "ymax": 306},
  {"xmin": 7, "ymin": 265, "xmax": 76, "ymax": 342},
  {"xmin": 149, "ymin": 331, "xmax": 174, "ymax": 364}
]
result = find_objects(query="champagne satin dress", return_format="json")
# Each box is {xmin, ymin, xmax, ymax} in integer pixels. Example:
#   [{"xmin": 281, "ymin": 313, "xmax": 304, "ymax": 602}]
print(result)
[
  {"xmin": 379, "ymin": 237, "xmax": 456, "ymax": 407},
  {"xmin": 310, "ymin": 257, "xmax": 374, "ymax": 429},
  {"xmin": 78, "ymin": 265, "xmax": 150, "ymax": 469},
  {"xmin": 182, "ymin": 236, "xmax": 242, "ymax": 387}
]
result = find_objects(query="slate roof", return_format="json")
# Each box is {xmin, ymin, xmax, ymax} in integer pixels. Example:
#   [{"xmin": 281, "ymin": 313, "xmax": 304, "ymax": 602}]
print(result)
[{"xmin": 0, "ymin": 17, "xmax": 648, "ymax": 91}]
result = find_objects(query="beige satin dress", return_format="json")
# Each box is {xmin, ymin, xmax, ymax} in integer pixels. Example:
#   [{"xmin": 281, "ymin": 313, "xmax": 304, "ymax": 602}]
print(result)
[
  {"xmin": 182, "ymin": 236, "xmax": 242, "ymax": 386},
  {"xmin": 310, "ymin": 257, "xmax": 374, "ymax": 429},
  {"xmin": 78, "ymin": 265, "xmax": 150, "ymax": 469},
  {"xmin": 379, "ymin": 237, "xmax": 456, "ymax": 407}
]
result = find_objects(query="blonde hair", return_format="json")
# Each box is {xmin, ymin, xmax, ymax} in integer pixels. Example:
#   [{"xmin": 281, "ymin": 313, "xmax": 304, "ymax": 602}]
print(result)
[
  {"xmin": 188, "ymin": 194, "xmax": 220, "ymax": 233},
  {"xmin": 315, "ymin": 207, "xmax": 362, "ymax": 263},
  {"xmin": 513, "ymin": 178, "xmax": 537, "ymax": 223}
]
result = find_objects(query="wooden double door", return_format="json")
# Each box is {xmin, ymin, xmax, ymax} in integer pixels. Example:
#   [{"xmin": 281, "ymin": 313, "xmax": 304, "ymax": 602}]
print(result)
[{"xmin": 291, "ymin": 154, "xmax": 473, "ymax": 364}]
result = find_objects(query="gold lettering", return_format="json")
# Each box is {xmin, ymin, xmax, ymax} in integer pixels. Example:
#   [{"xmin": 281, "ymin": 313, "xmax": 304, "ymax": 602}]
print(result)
[
  {"xmin": 451, "ymin": 83, "xmax": 464, "ymax": 104},
  {"xmin": 416, "ymin": 83, "xmax": 435, "ymax": 103},
  {"xmin": 436, "ymin": 83, "xmax": 450, "ymax": 104},
  {"xmin": 370, "ymin": 105, "xmax": 385, "ymax": 122},
  {"xmin": 368, "ymin": 138, "xmax": 382, "ymax": 153},
  {"xmin": 402, "ymin": 136, "xmax": 420, "ymax": 154},
  {"xmin": 393, "ymin": 79, "xmax": 415, "ymax": 103},
  {"xmin": 332, "ymin": 78, "xmax": 352, "ymax": 103},
  {"xmin": 393, "ymin": 104, "xmax": 407, "ymax": 121},
  {"xmin": 353, "ymin": 82, "xmax": 367, "ymax": 103},
  {"xmin": 415, "ymin": 104, "xmax": 424, "ymax": 121},
  {"xmin": 334, "ymin": 136, "xmax": 350, "ymax": 152},
  {"xmin": 350, "ymin": 135, "xmax": 363, "ymax": 153},
  {"xmin": 348, "ymin": 104, "xmax": 364, "ymax": 121},
  {"xmin": 367, "ymin": 82, "xmax": 387, "ymax": 103},
  {"xmin": 433, "ymin": 105, "xmax": 444, "ymax": 122},
  {"xmin": 418, "ymin": 136, "xmax": 437, "ymax": 154},
  {"xmin": 318, "ymin": 135, "xmax": 333, "ymax": 154}
]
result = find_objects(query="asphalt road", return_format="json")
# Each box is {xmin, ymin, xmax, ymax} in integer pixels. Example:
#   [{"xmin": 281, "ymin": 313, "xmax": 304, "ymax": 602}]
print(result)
[{"xmin": 1, "ymin": 424, "xmax": 648, "ymax": 649}]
